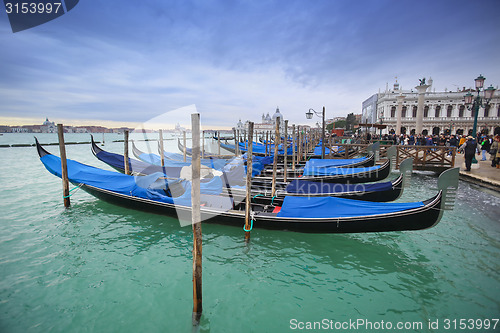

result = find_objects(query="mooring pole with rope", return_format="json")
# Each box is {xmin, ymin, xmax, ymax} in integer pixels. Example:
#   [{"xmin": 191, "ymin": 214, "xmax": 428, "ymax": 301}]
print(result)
[
  {"xmin": 244, "ymin": 121, "xmax": 254, "ymax": 242},
  {"xmin": 191, "ymin": 113, "xmax": 203, "ymax": 326},
  {"xmin": 124, "ymin": 130, "xmax": 130, "ymax": 175},
  {"xmin": 159, "ymin": 129, "xmax": 165, "ymax": 167},
  {"xmin": 57, "ymin": 124, "xmax": 70, "ymax": 208},
  {"xmin": 283, "ymin": 120, "xmax": 288, "ymax": 183},
  {"xmin": 271, "ymin": 118, "xmax": 280, "ymax": 197}
]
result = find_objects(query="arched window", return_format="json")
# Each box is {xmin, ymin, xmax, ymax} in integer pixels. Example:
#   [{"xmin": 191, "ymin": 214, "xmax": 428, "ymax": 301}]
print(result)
[
  {"xmin": 471, "ymin": 107, "xmax": 476, "ymax": 117},
  {"xmin": 402, "ymin": 106, "xmax": 407, "ymax": 118},
  {"xmin": 412, "ymin": 106, "xmax": 417, "ymax": 118},
  {"xmin": 435, "ymin": 105, "xmax": 441, "ymax": 118},
  {"xmin": 424, "ymin": 106, "xmax": 429, "ymax": 118},
  {"xmin": 447, "ymin": 105, "xmax": 453, "ymax": 117},
  {"xmin": 484, "ymin": 104, "xmax": 490, "ymax": 117},
  {"xmin": 390, "ymin": 106, "xmax": 396, "ymax": 118},
  {"xmin": 459, "ymin": 105, "xmax": 465, "ymax": 117}
]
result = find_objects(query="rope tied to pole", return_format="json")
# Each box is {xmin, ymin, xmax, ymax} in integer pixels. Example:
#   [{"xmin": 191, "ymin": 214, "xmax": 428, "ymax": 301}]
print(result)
[
  {"xmin": 252, "ymin": 194, "xmax": 263, "ymax": 202},
  {"xmin": 63, "ymin": 184, "xmax": 82, "ymax": 199},
  {"xmin": 243, "ymin": 211, "xmax": 255, "ymax": 232}
]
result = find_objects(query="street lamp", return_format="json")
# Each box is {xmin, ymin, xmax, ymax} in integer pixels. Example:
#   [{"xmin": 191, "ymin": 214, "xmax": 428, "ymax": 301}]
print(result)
[
  {"xmin": 464, "ymin": 74, "xmax": 496, "ymax": 163},
  {"xmin": 306, "ymin": 107, "xmax": 326, "ymax": 159},
  {"xmin": 379, "ymin": 111, "xmax": 384, "ymax": 137}
]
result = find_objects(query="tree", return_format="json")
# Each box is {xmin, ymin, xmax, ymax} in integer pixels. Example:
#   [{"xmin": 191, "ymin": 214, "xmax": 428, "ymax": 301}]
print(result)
[
  {"xmin": 327, "ymin": 120, "xmax": 346, "ymax": 131},
  {"xmin": 345, "ymin": 113, "xmax": 357, "ymax": 131}
]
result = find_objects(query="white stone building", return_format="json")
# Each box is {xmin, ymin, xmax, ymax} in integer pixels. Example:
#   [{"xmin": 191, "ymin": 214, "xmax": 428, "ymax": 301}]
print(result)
[
  {"xmin": 252, "ymin": 107, "xmax": 286, "ymax": 132},
  {"xmin": 41, "ymin": 118, "xmax": 57, "ymax": 133},
  {"xmin": 362, "ymin": 78, "xmax": 500, "ymax": 136}
]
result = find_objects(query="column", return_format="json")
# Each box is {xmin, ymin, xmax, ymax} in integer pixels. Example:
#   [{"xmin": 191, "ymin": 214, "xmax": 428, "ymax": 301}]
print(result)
[
  {"xmin": 396, "ymin": 94, "xmax": 405, "ymax": 136},
  {"xmin": 415, "ymin": 84, "xmax": 430, "ymax": 135}
]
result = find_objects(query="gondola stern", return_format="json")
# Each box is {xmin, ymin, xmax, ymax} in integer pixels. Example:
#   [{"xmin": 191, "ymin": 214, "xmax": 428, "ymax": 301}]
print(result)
[
  {"xmin": 399, "ymin": 158, "xmax": 414, "ymax": 190},
  {"xmin": 34, "ymin": 137, "xmax": 51, "ymax": 158},
  {"xmin": 131, "ymin": 140, "xmax": 144, "ymax": 160},
  {"xmin": 386, "ymin": 145, "xmax": 397, "ymax": 172},
  {"xmin": 90, "ymin": 134, "xmax": 103, "ymax": 156},
  {"xmin": 437, "ymin": 167, "xmax": 459, "ymax": 211}
]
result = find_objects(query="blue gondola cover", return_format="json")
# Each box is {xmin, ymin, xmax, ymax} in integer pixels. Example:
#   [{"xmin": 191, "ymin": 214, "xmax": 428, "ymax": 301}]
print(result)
[
  {"xmin": 302, "ymin": 164, "xmax": 381, "ymax": 176},
  {"xmin": 285, "ymin": 179, "xmax": 393, "ymax": 194},
  {"xmin": 277, "ymin": 196, "xmax": 424, "ymax": 218},
  {"xmin": 303, "ymin": 157, "xmax": 368, "ymax": 168}
]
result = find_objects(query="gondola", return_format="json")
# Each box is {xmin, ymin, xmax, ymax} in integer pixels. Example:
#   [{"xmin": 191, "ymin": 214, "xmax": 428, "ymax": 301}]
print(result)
[
  {"xmin": 230, "ymin": 158, "xmax": 413, "ymax": 205},
  {"xmin": 95, "ymin": 137, "xmax": 392, "ymax": 185},
  {"xmin": 258, "ymin": 154, "xmax": 376, "ymax": 178},
  {"xmin": 253, "ymin": 158, "xmax": 392, "ymax": 184},
  {"xmin": 179, "ymin": 137, "xmax": 375, "ymax": 168},
  {"xmin": 90, "ymin": 136, "xmax": 184, "ymax": 177},
  {"xmin": 37, "ymin": 139, "xmax": 459, "ymax": 233},
  {"xmin": 127, "ymin": 139, "xmax": 227, "ymax": 169},
  {"xmin": 219, "ymin": 140, "xmax": 361, "ymax": 159},
  {"xmin": 213, "ymin": 135, "xmax": 234, "ymax": 141},
  {"xmin": 90, "ymin": 136, "xmax": 218, "ymax": 179},
  {"xmin": 176, "ymin": 138, "xmax": 228, "ymax": 158},
  {"xmin": 92, "ymin": 139, "xmax": 407, "ymax": 202}
]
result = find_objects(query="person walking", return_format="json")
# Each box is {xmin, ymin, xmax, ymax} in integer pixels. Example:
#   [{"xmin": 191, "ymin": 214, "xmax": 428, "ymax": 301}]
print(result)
[
  {"xmin": 480, "ymin": 136, "xmax": 490, "ymax": 161},
  {"xmin": 458, "ymin": 135, "xmax": 466, "ymax": 153},
  {"xmin": 458, "ymin": 136, "xmax": 477, "ymax": 171},
  {"xmin": 491, "ymin": 135, "xmax": 499, "ymax": 168}
]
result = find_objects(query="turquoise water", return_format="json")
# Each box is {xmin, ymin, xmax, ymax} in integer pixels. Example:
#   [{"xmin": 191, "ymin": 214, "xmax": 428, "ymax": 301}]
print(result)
[{"xmin": 1, "ymin": 133, "xmax": 499, "ymax": 332}]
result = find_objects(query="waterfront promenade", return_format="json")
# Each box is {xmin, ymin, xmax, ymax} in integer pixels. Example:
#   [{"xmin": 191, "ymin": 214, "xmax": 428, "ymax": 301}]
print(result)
[{"xmin": 454, "ymin": 153, "xmax": 500, "ymax": 192}]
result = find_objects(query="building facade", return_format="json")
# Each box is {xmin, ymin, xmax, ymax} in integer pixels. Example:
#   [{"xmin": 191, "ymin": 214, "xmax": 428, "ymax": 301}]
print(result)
[
  {"xmin": 41, "ymin": 118, "xmax": 57, "ymax": 133},
  {"xmin": 251, "ymin": 107, "xmax": 287, "ymax": 133},
  {"xmin": 362, "ymin": 78, "xmax": 500, "ymax": 136}
]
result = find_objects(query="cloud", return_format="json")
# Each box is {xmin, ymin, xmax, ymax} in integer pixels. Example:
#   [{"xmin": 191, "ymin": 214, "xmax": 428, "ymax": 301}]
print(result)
[{"xmin": 1, "ymin": 0, "xmax": 499, "ymax": 129}]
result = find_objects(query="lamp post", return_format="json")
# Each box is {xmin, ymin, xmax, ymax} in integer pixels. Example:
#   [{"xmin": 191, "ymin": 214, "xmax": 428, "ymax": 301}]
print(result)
[
  {"xmin": 464, "ymin": 74, "xmax": 496, "ymax": 163},
  {"xmin": 306, "ymin": 106, "xmax": 326, "ymax": 159},
  {"xmin": 379, "ymin": 111, "xmax": 384, "ymax": 137}
]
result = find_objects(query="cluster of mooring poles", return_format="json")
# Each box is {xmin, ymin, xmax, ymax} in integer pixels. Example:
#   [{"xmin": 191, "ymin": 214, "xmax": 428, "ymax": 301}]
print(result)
[{"xmin": 55, "ymin": 115, "xmax": 325, "ymax": 328}]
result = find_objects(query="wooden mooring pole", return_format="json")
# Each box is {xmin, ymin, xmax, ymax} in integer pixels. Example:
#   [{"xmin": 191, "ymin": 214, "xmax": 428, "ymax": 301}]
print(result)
[
  {"xmin": 124, "ymin": 130, "xmax": 130, "ymax": 175},
  {"xmin": 159, "ymin": 129, "xmax": 165, "ymax": 167},
  {"xmin": 233, "ymin": 128, "xmax": 238, "ymax": 157},
  {"xmin": 271, "ymin": 117, "xmax": 280, "ymax": 197},
  {"xmin": 283, "ymin": 120, "xmax": 288, "ymax": 183},
  {"xmin": 217, "ymin": 131, "xmax": 221, "ymax": 156},
  {"xmin": 244, "ymin": 122, "xmax": 254, "ymax": 242},
  {"xmin": 292, "ymin": 124, "xmax": 296, "ymax": 170},
  {"xmin": 202, "ymin": 130, "xmax": 205, "ymax": 159},
  {"xmin": 297, "ymin": 126, "xmax": 301, "ymax": 164},
  {"xmin": 265, "ymin": 131, "xmax": 269, "ymax": 156},
  {"xmin": 191, "ymin": 113, "xmax": 203, "ymax": 325},
  {"xmin": 183, "ymin": 131, "xmax": 187, "ymax": 162},
  {"xmin": 57, "ymin": 124, "xmax": 70, "ymax": 208}
]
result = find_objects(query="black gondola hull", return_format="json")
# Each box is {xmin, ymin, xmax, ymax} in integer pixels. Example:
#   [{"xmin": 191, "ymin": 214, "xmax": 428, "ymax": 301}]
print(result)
[
  {"xmin": 254, "ymin": 159, "xmax": 391, "ymax": 184},
  {"xmin": 228, "ymin": 178, "xmax": 404, "ymax": 206},
  {"xmin": 79, "ymin": 183, "xmax": 442, "ymax": 234}
]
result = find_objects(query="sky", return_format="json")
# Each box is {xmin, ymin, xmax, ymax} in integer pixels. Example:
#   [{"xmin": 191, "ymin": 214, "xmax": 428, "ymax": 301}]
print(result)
[{"xmin": 1, "ymin": 0, "xmax": 500, "ymax": 129}]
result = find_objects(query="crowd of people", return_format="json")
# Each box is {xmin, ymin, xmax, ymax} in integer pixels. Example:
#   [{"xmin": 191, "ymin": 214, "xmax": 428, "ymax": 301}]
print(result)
[{"xmin": 359, "ymin": 132, "xmax": 500, "ymax": 171}]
